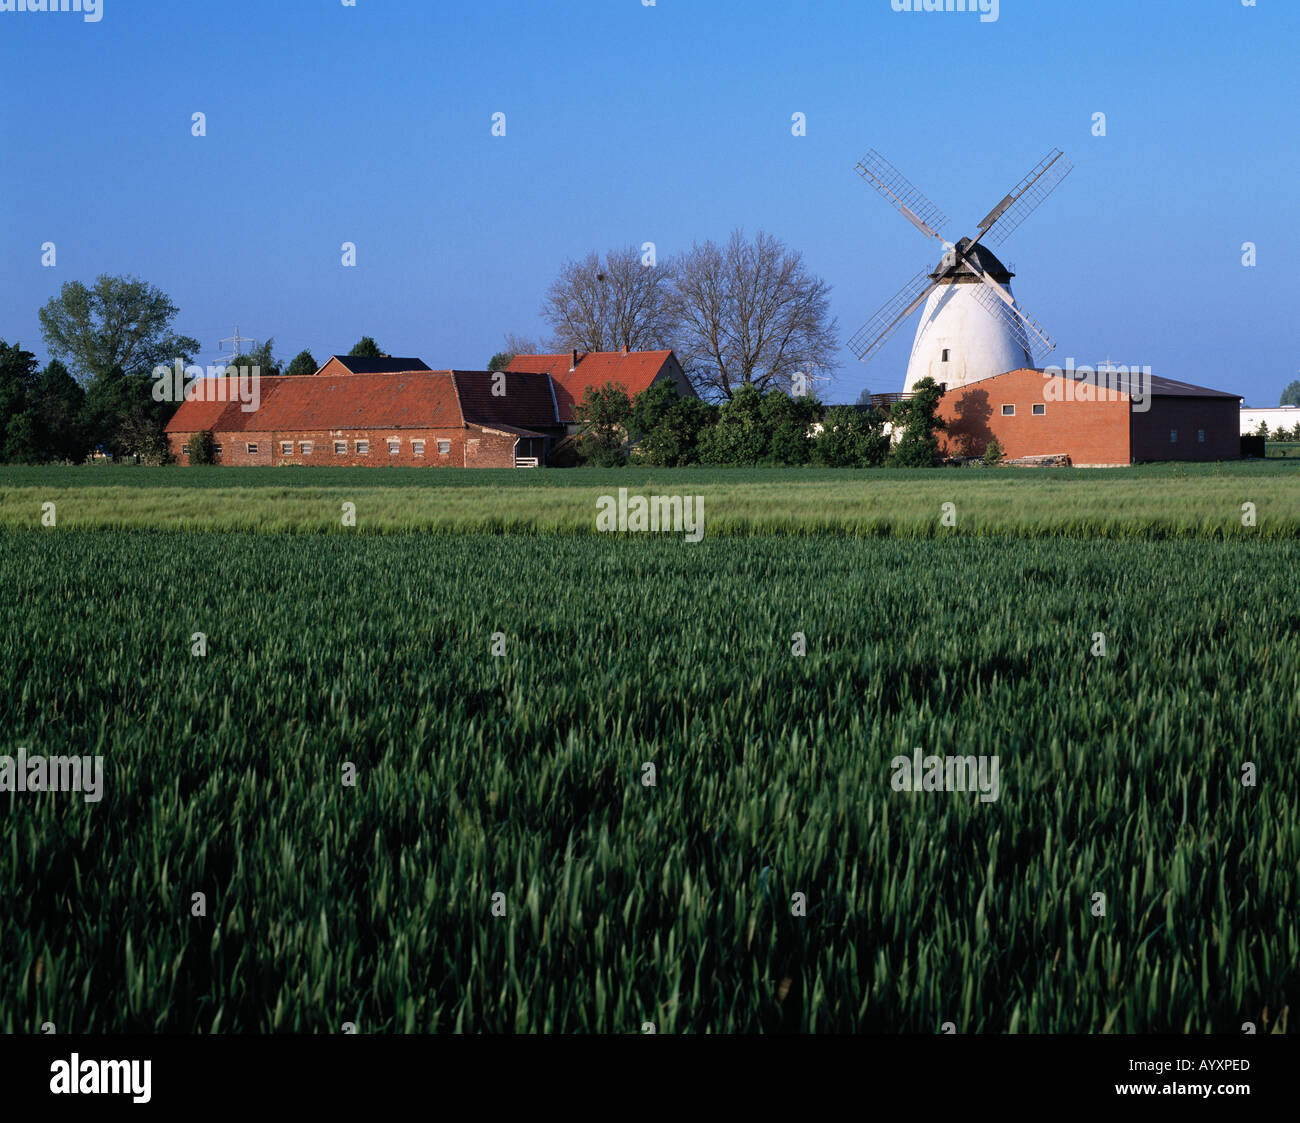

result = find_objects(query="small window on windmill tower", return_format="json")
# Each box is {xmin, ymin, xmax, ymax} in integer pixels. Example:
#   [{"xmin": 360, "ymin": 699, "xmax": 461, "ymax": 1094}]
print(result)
[{"xmin": 941, "ymin": 349, "xmax": 950, "ymax": 363}]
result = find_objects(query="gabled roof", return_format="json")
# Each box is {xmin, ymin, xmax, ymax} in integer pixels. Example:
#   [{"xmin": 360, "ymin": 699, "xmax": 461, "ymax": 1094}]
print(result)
[
  {"xmin": 507, "ymin": 350, "xmax": 677, "ymax": 422},
  {"xmin": 167, "ymin": 372, "xmax": 463, "ymax": 433},
  {"xmin": 1054, "ymin": 369, "xmax": 1240, "ymax": 400},
  {"xmin": 452, "ymin": 370, "xmax": 560, "ymax": 430},
  {"xmin": 319, "ymin": 355, "xmax": 432, "ymax": 374},
  {"xmin": 955, "ymin": 367, "xmax": 1241, "ymax": 401},
  {"xmin": 162, "ymin": 379, "xmax": 250, "ymax": 433}
]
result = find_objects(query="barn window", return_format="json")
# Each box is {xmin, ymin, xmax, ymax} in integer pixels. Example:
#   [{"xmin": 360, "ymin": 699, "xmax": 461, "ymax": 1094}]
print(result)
[
  {"xmin": 356, "ymin": 441, "xmax": 370, "ymax": 455},
  {"xmin": 300, "ymin": 442, "xmax": 313, "ymax": 455},
  {"xmin": 333, "ymin": 441, "xmax": 346, "ymax": 455},
  {"xmin": 246, "ymin": 443, "xmax": 258, "ymax": 455},
  {"xmin": 941, "ymin": 349, "xmax": 950, "ymax": 362},
  {"xmin": 412, "ymin": 440, "xmax": 425, "ymax": 457},
  {"xmin": 280, "ymin": 441, "xmax": 292, "ymax": 455},
  {"xmin": 213, "ymin": 444, "xmax": 223, "ymax": 456},
  {"xmin": 438, "ymin": 440, "xmax": 451, "ymax": 455},
  {"xmin": 1170, "ymin": 429, "xmax": 1178, "ymax": 443},
  {"xmin": 388, "ymin": 439, "xmax": 400, "ymax": 455},
  {"xmin": 1001, "ymin": 404, "xmax": 1015, "ymax": 416},
  {"xmin": 1197, "ymin": 429, "xmax": 1205, "ymax": 443},
  {"xmin": 1032, "ymin": 404, "xmax": 1045, "ymax": 416}
]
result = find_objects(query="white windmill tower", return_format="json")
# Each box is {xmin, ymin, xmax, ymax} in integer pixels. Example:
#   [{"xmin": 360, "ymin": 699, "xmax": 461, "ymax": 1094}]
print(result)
[{"xmin": 849, "ymin": 148, "xmax": 1073, "ymax": 396}]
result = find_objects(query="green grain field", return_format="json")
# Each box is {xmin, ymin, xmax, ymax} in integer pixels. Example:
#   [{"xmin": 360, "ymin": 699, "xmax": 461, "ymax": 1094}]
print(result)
[
  {"xmin": 2, "ymin": 529, "xmax": 1297, "ymax": 1033},
  {"xmin": 2, "ymin": 461, "xmax": 1300, "ymax": 537}
]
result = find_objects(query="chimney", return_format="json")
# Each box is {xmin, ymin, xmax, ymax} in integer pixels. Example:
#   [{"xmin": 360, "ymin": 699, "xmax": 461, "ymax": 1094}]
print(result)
[{"xmin": 571, "ymin": 348, "xmax": 579, "ymax": 371}]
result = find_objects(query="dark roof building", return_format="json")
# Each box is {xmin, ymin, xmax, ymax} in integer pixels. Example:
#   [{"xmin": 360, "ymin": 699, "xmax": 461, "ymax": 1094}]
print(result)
[{"xmin": 315, "ymin": 355, "xmax": 432, "ymax": 376}]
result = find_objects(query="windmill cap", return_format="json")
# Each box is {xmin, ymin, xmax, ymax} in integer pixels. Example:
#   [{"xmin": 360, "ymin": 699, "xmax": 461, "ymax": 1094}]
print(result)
[{"xmin": 932, "ymin": 238, "xmax": 1014, "ymax": 282}]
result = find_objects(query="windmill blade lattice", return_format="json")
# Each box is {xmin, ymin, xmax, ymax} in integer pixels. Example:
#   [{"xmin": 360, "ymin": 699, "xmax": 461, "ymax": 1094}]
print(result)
[
  {"xmin": 849, "ymin": 269, "xmax": 939, "ymax": 362},
  {"xmin": 854, "ymin": 150, "xmax": 950, "ymax": 243},
  {"xmin": 969, "ymin": 281, "xmax": 1057, "ymax": 363},
  {"xmin": 977, "ymin": 149, "xmax": 1074, "ymax": 249}
]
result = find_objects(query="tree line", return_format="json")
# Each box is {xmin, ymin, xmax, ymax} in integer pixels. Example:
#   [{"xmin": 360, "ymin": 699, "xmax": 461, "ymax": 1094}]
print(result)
[
  {"xmin": 0, "ymin": 272, "xmax": 390, "ymax": 464},
  {"xmin": 572, "ymin": 376, "xmax": 949, "ymax": 469}
]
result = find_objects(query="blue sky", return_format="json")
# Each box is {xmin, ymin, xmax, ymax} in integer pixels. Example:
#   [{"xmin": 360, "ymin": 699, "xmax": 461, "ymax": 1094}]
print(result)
[{"xmin": 2, "ymin": 0, "xmax": 1297, "ymax": 405}]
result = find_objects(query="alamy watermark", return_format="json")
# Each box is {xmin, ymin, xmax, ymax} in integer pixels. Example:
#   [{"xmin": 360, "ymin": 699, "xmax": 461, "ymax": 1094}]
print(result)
[
  {"xmin": 890, "ymin": 747, "xmax": 1000, "ymax": 803},
  {"xmin": 152, "ymin": 360, "xmax": 261, "ymax": 413},
  {"xmin": 1043, "ymin": 359, "xmax": 1153, "ymax": 413},
  {"xmin": 596, "ymin": 487, "xmax": 704, "ymax": 542},
  {"xmin": 0, "ymin": 748, "xmax": 104, "ymax": 803},
  {"xmin": 0, "ymin": 0, "xmax": 103, "ymax": 22},
  {"xmin": 890, "ymin": 0, "xmax": 999, "ymax": 25}
]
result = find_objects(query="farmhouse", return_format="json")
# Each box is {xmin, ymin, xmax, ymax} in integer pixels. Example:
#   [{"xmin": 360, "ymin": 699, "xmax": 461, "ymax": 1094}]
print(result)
[
  {"xmin": 507, "ymin": 349, "xmax": 695, "ymax": 434},
  {"xmin": 166, "ymin": 369, "xmax": 562, "ymax": 468},
  {"xmin": 935, "ymin": 367, "xmax": 1242, "ymax": 466}
]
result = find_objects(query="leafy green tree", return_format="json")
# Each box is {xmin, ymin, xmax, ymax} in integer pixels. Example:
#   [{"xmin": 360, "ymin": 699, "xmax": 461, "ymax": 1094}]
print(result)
[
  {"xmin": 487, "ymin": 351, "xmax": 514, "ymax": 372},
  {"xmin": 1280, "ymin": 380, "xmax": 1300, "ymax": 407},
  {"xmin": 1255, "ymin": 418, "xmax": 1271, "ymax": 438},
  {"xmin": 38, "ymin": 275, "xmax": 199, "ymax": 385},
  {"xmin": 629, "ymin": 379, "xmax": 714, "ymax": 466},
  {"xmin": 186, "ymin": 429, "xmax": 216, "ymax": 465},
  {"xmin": 575, "ymin": 381, "xmax": 633, "ymax": 467},
  {"xmin": 27, "ymin": 360, "xmax": 89, "ymax": 462},
  {"xmin": 285, "ymin": 349, "xmax": 318, "ymax": 376},
  {"xmin": 698, "ymin": 383, "xmax": 767, "ymax": 465},
  {"xmin": 888, "ymin": 376, "xmax": 948, "ymax": 468},
  {"xmin": 983, "ymin": 438, "xmax": 1005, "ymax": 466},
  {"xmin": 78, "ymin": 367, "xmax": 137, "ymax": 458},
  {"xmin": 812, "ymin": 405, "xmax": 890, "ymax": 467},
  {"xmin": 37, "ymin": 276, "xmax": 197, "ymax": 458},
  {"xmin": 762, "ymin": 390, "xmax": 822, "ymax": 465},
  {"xmin": 348, "ymin": 337, "xmax": 383, "ymax": 358},
  {"xmin": 0, "ymin": 340, "xmax": 39, "ymax": 460},
  {"xmin": 2, "ymin": 410, "xmax": 43, "ymax": 464}
]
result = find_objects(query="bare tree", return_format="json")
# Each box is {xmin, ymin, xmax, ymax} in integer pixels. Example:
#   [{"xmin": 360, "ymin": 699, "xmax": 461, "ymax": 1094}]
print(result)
[
  {"xmin": 540, "ymin": 245, "xmax": 677, "ymax": 354},
  {"xmin": 671, "ymin": 229, "xmax": 838, "ymax": 399},
  {"xmin": 503, "ymin": 332, "xmax": 540, "ymax": 357}
]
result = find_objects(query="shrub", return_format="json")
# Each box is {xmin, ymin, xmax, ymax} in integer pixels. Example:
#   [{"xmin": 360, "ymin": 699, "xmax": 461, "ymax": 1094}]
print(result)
[{"xmin": 186, "ymin": 429, "xmax": 216, "ymax": 465}]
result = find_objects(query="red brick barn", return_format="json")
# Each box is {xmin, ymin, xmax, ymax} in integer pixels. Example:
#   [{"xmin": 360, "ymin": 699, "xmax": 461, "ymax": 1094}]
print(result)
[
  {"xmin": 936, "ymin": 367, "xmax": 1242, "ymax": 466},
  {"xmin": 166, "ymin": 370, "xmax": 562, "ymax": 468}
]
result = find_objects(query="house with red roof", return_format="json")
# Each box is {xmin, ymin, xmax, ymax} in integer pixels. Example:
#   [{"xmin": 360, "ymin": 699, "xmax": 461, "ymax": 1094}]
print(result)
[
  {"xmin": 165, "ymin": 369, "xmax": 562, "ymax": 468},
  {"xmin": 166, "ymin": 349, "xmax": 694, "ymax": 467},
  {"xmin": 507, "ymin": 348, "xmax": 694, "ymax": 434}
]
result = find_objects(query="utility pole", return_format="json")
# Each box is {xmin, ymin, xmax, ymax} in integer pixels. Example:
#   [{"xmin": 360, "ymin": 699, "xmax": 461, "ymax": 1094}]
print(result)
[{"xmin": 218, "ymin": 325, "xmax": 259, "ymax": 367}]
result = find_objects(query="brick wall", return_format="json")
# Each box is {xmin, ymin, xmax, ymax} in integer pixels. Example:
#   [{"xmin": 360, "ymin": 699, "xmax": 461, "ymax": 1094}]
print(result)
[
  {"xmin": 1130, "ymin": 398, "xmax": 1240, "ymax": 462},
  {"xmin": 169, "ymin": 425, "xmax": 519, "ymax": 467},
  {"xmin": 937, "ymin": 368, "xmax": 1131, "ymax": 466}
]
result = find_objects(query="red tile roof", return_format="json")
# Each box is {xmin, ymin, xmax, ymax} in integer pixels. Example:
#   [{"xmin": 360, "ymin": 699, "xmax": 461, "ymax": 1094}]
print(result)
[
  {"xmin": 453, "ymin": 370, "xmax": 559, "ymax": 430},
  {"xmin": 164, "ymin": 379, "xmax": 263, "ymax": 434},
  {"xmin": 167, "ymin": 372, "xmax": 464, "ymax": 433},
  {"xmin": 507, "ymin": 350, "xmax": 676, "ymax": 422},
  {"xmin": 256, "ymin": 372, "xmax": 463, "ymax": 430}
]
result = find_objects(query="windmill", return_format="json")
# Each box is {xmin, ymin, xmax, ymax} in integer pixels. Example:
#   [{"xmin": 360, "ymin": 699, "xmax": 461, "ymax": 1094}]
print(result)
[{"xmin": 849, "ymin": 148, "xmax": 1073, "ymax": 396}]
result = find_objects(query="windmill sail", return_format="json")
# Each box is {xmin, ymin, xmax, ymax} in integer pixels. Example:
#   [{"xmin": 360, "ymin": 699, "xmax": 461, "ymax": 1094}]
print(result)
[
  {"xmin": 977, "ymin": 149, "xmax": 1074, "ymax": 249},
  {"xmin": 969, "ymin": 281, "xmax": 1057, "ymax": 363},
  {"xmin": 849, "ymin": 269, "xmax": 939, "ymax": 362},
  {"xmin": 854, "ymin": 150, "xmax": 949, "ymax": 243}
]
